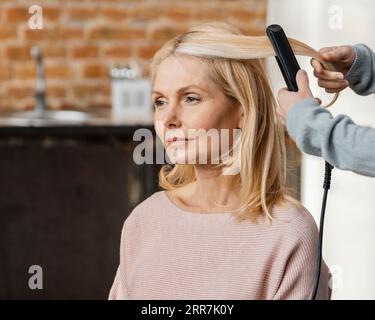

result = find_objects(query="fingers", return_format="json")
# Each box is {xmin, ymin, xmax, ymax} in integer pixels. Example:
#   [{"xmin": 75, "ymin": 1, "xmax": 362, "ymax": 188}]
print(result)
[
  {"xmin": 310, "ymin": 57, "xmax": 349, "ymax": 92},
  {"xmin": 296, "ymin": 69, "xmax": 312, "ymax": 94},
  {"xmin": 276, "ymin": 104, "xmax": 286, "ymax": 126},
  {"xmin": 314, "ymin": 97, "xmax": 322, "ymax": 105},
  {"xmin": 320, "ymin": 46, "xmax": 352, "ymax": 62},
  {"xmin": 325, "ymin": 87, "xmax": 347, "ymax": 93},
  {"xmin": 278, "ymin": 87, "xmax": 289, "ymax": 95},
  {"xmin": 318, "ymin": 46, "xmax": 338, "ymax": 55},
  {"xmin": 317, "ymin": 78, "xmax": 349, "ymax": 92},
  {"xmin": 310, "ymin": 58, "xmax": 344, "ymax": 80}
]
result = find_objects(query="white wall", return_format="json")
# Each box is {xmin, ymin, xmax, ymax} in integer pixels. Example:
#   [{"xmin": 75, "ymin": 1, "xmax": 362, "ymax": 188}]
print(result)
[{"xmin": 267, "ymin": 0, "xmax": 375, "ymax": 299}]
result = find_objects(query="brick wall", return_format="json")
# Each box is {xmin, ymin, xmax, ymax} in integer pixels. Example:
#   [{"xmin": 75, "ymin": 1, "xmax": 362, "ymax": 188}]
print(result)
[{"xmin": 0, "ymin": 0, "xmax": 267, "ymax": 111}]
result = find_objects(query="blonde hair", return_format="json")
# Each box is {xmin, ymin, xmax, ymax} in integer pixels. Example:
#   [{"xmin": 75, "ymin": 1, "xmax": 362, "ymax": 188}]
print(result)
[{"xmin": 148, "ymin": 22, "xmax": 338, "ymax": 223}]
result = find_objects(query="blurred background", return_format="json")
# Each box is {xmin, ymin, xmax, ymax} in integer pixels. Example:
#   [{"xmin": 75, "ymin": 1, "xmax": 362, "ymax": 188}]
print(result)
[
  {"xmin": 0, "ymin": 0, "xmax": 265, "ymax": 111},
  {"xmin": 0, "ymin": 0, "xmax": 374, "ymax": 299}
]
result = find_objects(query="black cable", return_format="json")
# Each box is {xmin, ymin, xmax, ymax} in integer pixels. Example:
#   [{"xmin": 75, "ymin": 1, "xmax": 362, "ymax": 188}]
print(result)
[{"xmin": 311, "ymin": 161, "xmax": 333, "ymax": 300}]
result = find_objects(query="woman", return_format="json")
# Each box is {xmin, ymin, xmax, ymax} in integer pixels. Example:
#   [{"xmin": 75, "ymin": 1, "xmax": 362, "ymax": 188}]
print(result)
[{"xmin": 109, "ymin": 22, "xmax": 332, "ymax": 300}]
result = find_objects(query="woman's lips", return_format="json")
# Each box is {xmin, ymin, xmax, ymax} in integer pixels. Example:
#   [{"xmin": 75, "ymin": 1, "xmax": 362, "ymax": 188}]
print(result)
[{"xmin": 166, "ymin": 138, "xmax": 195, "ymax": 146}]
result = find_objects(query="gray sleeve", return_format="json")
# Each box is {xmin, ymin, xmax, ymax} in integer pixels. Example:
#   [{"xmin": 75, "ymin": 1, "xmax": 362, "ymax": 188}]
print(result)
[
  {"xmin": 346, "ymin": 44, "xmax": 375, "ymax": 95},
  {"xmin": 286, "ymin": 97, "xmax": 375, "ymax": 177}
]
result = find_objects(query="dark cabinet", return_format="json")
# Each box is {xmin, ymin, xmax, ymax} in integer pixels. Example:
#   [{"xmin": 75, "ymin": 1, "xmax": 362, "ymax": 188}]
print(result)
[{"xmin": 0, "ymin": 125, "xmax": 162, "ymax": 299}]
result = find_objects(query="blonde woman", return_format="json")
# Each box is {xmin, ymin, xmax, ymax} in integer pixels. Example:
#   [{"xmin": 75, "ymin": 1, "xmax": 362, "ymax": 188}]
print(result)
[{"xmin": 109, "ymin": 22, "xmax": 332, "ymax": 300}]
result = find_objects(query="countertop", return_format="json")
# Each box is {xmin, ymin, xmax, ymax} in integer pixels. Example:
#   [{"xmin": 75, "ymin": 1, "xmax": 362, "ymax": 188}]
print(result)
[{"xmin": 0, "ymin": 110, "xmax": 155, "ymax": 140}]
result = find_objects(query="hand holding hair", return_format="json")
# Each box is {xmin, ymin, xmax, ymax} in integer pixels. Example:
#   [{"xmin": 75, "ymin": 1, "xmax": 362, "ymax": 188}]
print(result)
[{"xmin": 311, "ymin": 45, "xmax": 356, "ymax": 93}]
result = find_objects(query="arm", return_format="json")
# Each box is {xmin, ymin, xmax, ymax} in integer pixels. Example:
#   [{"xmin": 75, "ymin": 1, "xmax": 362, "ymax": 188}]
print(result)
[
  {"xmin": 108, "ymin": 266, "xmax": 130, "ymax": 299},
  {"xmin": 273, "ymin": 208, "xmax": 332, "ymax": 300},
  {"xmin": 273, "ymin": 253, "xmax": 331, "ymax": 300},
  {"xmin": 108, "ymin": 221, "xmax": 131, "ymax": 300},
  {"xmin": 346, "ymin": 44, "xmax": 375, "ymax": 95},
  {"xmin": 287, "ymin": 97, "xmax": 375, "ymax": 177}
]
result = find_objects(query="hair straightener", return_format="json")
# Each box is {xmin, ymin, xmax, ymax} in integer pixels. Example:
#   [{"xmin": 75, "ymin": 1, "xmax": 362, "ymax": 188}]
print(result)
[{"xmin": 266, "ymin": 24, "xmax": 334, "ymax": 300}]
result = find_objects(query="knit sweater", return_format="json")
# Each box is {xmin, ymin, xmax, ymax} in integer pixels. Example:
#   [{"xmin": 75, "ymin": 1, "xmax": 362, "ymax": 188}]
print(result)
[{"xmin": 108, "ymin": 190, "xmax": 331, "ymax": 300}]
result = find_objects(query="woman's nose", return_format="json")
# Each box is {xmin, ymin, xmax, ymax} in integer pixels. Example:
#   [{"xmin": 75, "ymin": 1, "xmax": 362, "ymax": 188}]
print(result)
[{"xmin": 163, "ymin": 102, "xmax": 181, "ymax": 128}]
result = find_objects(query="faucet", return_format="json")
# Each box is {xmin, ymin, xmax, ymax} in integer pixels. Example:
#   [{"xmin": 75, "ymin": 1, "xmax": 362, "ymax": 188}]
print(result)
[{"xmin": 30, "ymin": 46, "xmax": 46, "ymax": 113}]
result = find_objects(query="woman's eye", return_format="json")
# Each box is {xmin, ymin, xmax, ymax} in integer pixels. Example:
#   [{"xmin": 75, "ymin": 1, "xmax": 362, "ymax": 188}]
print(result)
[
  {"xmin": 185, "ymin": 96, "xmax": 200, "ymax": 103},
  {"xmin": 153, "ymin": 100, "xmax": 165, "ymax": 107},
  {"xmin": 153, "ymin": 96, "xmax": 200, "ymax": 108}
]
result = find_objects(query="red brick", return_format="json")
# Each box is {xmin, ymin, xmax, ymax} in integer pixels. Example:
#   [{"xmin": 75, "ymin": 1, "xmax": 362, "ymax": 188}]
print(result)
[
  {"xmin": 195, "ymin": 7, "xmax": 224, "ymax": 20},
  {"xmin": 0, "ymin": 26, "xmax": 17, "ymax": 40},
  {"xmin": 73, "ymin": 83, "xmax": 103, "ymax": 98},
  {"xmin": 103, "ymin": 83, "xmax": 111, "ymax": 96},
  {"xmin": 7, "ymin": 86, "xmax": 35, "ymax": 99},
  {"xmin": 68, "ymin": 7, "xmax": 97, "ymax": 21},
  {"xmin": 83, "ymin": 64, "xmax": 108, "ymax": 78},
  {"xmin": 0, "ymin": 99, "xmax": 13, "ymax": 111},
  {"xmin": 150, "ymin": 26, "xmax": 186, "ymax": 41},
  {"xmin": 46, "ymin": 86, "xmax": 66, "ymax": 98},
  {"xmin": 103, "ymin": 45, "xmax": 131, "ymax": 58},
  {"xmin": 5, "ymin": 7, "xmax": 28, "ymax": 23},
  {"xmin": 57, "ymin": 27, "xmax": 84, "ymax": 40},
  {"xmin": 19, "ymin": 5, "xmax": 60, "ymax": 21},
  {"xmin": 24, "ymin": 29, "xmax": 49, "ymax": 41},
  {"xmin": 42, "ymin": 7, "xmax": 61, "ymax": 20},
  {"xmin": 0, "ymin": 65, "xmax": 11, "ymax": 80},
  {"xmin": 137, "ymin": 44, "xmax": 161, "ymax": 60},
  {"xmin": 42, "ymin": 46, "xmax": 66, "ymax": 58},
  {"xmin": 89, "ymin": 26, "xmax": 146, "ymax": 40},
  {"xmin": 5, "ymin": 46, "xmax": 32, "ymax": 61},
  {"xmin": 58, "ymin": 100, "xmax": 77, "ymax": 110},
  {"xmin": 45, "ymin": 64, "xmax": 72, "ymax": 79},
  {"xmin": 25, "ymin": 27, "xmax": 85, "ymax": 41},
  {"xmin": 72, "ymin": 45, "xmax": 99, "ymax": 59},
  {"xmin": 100, "ymin": 8, "xmax": 128, "ymax": 21},
  {"xmin": 87, "ymin": 97, "xmax": 111, "ymax": 109},
  {"xmin": 241, "ymin": 24, "xmax": 265, "ymax": 36},
  {"xmin": 45, "ymin": 99, "xmax": 60, "ymax": 110},
  {"xmin": 12, "ymin": 62, "xmax": 36, "ymax": 79},
  {"xmin": 164, "ymin": 6, "xmax": 193, "ymax": 21},
  {"xmin": 228, "ymin": 8, "xmax": 260, "ymax": 21},
  {"xmin": 128, "ymin": 6, "xmax": 163, "ymax": 21},
  {"xmin": 17, "ymin": 99, "xmax": 36, "ymax": 110}
]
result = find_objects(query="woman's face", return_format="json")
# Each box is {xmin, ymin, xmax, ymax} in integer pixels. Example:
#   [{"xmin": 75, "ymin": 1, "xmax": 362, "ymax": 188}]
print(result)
[{"xmin": 152, "ymin": 54, "xmax": 242, "ymax": 165}]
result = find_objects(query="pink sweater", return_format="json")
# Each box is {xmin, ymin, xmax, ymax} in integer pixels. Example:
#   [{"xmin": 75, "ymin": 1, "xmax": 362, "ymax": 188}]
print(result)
[{"xmin": 109, "ymin": 190, "xmax": 331, "ymax": 300}]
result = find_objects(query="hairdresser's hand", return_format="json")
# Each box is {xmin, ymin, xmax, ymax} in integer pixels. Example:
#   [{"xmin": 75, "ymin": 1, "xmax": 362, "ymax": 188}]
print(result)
[
  {"xmin": 277, "ymin": 70, "xmax": 321, "ymax": 124},
  {"xmin": 311, "ymin": 46, "xmax": 356, "ymax": 93}
]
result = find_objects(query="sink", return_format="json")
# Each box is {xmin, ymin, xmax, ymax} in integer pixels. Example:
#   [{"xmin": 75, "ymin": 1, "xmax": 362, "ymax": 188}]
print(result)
[
  {"xmin": 0, "ymin": 46, "xmax": 111, "ymax": 127},
  {"xmin": 0, "ymin": 109, "xmax": 109, "ymax": 126}
]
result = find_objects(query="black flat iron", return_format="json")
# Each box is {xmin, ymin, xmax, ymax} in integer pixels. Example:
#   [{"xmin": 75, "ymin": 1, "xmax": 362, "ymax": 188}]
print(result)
[
  {"xmin": 266, "ymin": 24, "xmax": 300, "ymax": 92},
  {"xmin": 266, "ymin": 24, "xmax": 333, "ymax": 300}
]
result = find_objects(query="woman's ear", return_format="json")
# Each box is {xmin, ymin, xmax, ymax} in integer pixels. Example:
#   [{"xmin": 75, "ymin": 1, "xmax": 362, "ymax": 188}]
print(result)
[
  {"xmin": 238, "ymin": 108, "xmax": 244, "ymax": 129},
  {"xmin": 238, "ymin": 116, "xmax": 243, "ymax": 129}
]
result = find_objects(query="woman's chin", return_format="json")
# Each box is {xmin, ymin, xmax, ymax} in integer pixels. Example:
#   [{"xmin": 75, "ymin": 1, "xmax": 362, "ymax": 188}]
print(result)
[{"xmin": 165, "ymin": 146, "xmax": 218, "ymax": 165}]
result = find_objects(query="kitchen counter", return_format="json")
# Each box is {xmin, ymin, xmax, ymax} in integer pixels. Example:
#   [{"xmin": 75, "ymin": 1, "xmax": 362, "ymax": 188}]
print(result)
[
  {"xmin": 0, "ymin": 111, "xmax": 155, "ymax": 140},
  {"xmin": 0, "ymin": 110, "xmax": 162, "ymax": 299}
]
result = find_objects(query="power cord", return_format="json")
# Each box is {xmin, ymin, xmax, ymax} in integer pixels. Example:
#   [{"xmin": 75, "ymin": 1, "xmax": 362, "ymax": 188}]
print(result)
[{"xmin": 311, "ymin": 161, "xmax": 334, "ymax": 300}]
